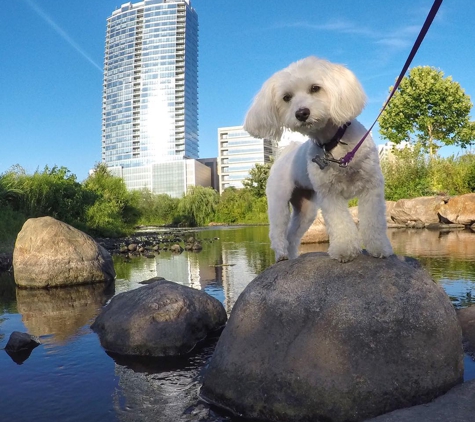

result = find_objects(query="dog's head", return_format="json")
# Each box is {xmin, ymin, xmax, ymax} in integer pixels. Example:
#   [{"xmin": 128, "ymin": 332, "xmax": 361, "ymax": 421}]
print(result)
[{"xmin": 244, "ymin": 56, "xmax": 367, "ymax": 140}]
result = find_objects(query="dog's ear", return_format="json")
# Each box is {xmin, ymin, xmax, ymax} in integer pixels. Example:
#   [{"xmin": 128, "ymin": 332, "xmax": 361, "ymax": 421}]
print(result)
[
  {"xmin": 325, "ymin": 63, "xmax": 367, "ymax": 125},
  {"xmin": 244, "ymin": 77, "xmax": 283, "ymax": 140}
]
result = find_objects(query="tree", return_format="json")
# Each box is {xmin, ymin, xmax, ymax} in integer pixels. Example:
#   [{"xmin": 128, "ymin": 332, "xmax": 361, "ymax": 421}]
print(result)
[
  {"xmin": 83, "ymin": 163, "xmax": 140, "ymax": 236},
  {"xmin": 177, "ymin": 186, "xmax": 219, "ymax": 226},
  {"xmin": 215, "ymin": 187, "xmax": 253, "ymax": 223},
  {"xmin": 379, "ymin": 66, "xmax": 474, "ymax": 156},
  {"xmin": 135, "ymin": 189, "xmax": 179, "ymax": 225},
  {"xmin": 242, "ymin": 162, "xmax": 271, "ymax": 198}
]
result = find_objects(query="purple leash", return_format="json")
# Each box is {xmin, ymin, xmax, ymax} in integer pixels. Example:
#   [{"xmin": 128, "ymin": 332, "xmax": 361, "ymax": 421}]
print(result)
[{"xmin": 335, "ymin": 0, "xmax": 443, "ymax": 167}]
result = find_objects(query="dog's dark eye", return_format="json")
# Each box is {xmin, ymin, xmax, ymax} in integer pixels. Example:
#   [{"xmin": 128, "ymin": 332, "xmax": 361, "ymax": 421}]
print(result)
[
  {"xmin": 283, "ymin": 94, "xmax": 292, "ymax": 102},
  {"xmin": 310, "ymin": 85, "xmax": 321, "ymax": 93}
]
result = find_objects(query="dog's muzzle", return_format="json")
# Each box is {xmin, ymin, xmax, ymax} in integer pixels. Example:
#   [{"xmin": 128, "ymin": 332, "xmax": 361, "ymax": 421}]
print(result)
[{"xmin": 295, "ymin": 107, "xmax": 310, "ymax": 122}]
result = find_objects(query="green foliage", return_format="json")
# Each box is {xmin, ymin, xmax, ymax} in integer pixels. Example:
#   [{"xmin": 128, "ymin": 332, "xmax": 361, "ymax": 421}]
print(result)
[
  {"xmin": 379, "ymin": 66, "xmax": 474, "ymax": 156},
  {"xmin": 177, "ymin": 186, "xmax": 219, "ymax": 227},
  {"xmin": 381, "ymin": 145, "xmax": 431, "ymax": 200},
  {"xmin": 381, "ymin": 146, "xmax": 475, "ymax": 200},
  {"xmin": 242, "ymin": 162, "xmax": 271, "ymax": 198},
  {"xmin": 0, "ymin": 145, "xmax": 473, "ymax": 248},
  {"xmin": 1, "ymin": 165, "xmax": 90, "ymax": 224},
  {"xmin": 215, "ymin": 187, "xmax": 253, "ymax": 223},
  {"xmin": 428, "ymin": 153, "xmax": 475, "ymax": 195},
  {"xmin": 135, "ymin": 189, "xmax": 179, "ymax": 226},
  {"xmin": 0, "ymin": 207, "xmax": 26, "ymax": 252},
  {"xmin": 82, "ymin": 163, "xmax": 140, "ymax": 236}
]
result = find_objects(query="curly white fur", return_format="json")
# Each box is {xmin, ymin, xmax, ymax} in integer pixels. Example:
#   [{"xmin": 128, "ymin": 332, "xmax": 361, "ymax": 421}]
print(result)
[{"xmin": 244, "ymin": 56, "xmax": 393, "ymax": 263}]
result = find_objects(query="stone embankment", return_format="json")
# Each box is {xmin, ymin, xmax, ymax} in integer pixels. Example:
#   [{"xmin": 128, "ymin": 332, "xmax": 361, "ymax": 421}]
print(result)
[{"xmin": 302, "ymin": 193, "xmax": 475, "ymax": 243}]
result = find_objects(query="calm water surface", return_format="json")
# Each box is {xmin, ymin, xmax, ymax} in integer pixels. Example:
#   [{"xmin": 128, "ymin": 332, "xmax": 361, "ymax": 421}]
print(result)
[{"xmin": 1, "ymin": 226, "xmax": 475, "ymax": 421}]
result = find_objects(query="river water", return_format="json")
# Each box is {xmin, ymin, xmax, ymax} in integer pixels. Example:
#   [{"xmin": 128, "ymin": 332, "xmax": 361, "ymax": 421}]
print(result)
[{"xmin": 1, "ymin": 226, "xmax": 475, "ymax": 421}]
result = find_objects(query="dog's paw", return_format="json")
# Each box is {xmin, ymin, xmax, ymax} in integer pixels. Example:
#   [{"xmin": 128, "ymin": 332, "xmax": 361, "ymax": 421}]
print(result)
[
  {"xmin": 365, "ymin": 240, "xmax": 394, "ymax": 259},
  {"xmin": 276, "ymin": 255, "xmax": 289, "ymax": 262},
  {"xmin": 367, "ymin": 250, "xmax": 394, "ymax": 259},
  {"xmin": 328, "ymin": 244, "xmax": 361, "ymax": 263},
  {"xmin": 336, "ymin": 252, "xmax": 360, "ymax": 263}
]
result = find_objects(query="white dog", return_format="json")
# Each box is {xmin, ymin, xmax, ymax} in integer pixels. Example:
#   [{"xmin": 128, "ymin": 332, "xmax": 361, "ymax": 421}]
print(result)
[{"xmin": 244, "ymin": 56, "xmax": 393, "ymax": 263}]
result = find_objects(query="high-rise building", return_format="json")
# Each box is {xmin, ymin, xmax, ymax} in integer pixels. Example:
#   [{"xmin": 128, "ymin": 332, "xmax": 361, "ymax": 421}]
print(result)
[
  {"xmin": 217, "ymin": 126, "xmax": 277, "ymax": 192},
  {"xmin": 102, "ymin": 0, "xmax": 207, "ymax": 197}
]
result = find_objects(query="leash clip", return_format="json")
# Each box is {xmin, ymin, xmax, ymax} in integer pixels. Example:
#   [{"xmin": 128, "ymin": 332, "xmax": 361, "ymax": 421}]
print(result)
[{"xmin": 312, "ymin": 149, "xmax": 348, "ymax": 170}]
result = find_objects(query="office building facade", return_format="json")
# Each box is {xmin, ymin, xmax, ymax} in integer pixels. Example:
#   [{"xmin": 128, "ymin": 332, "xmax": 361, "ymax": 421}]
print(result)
[
  {"xmin": 102, "ymin": 0, "xmax": 205, "ymax": 196},
  {"xmin": 217, "ymin": 126, "xmax": 277, "ymax": 192}
]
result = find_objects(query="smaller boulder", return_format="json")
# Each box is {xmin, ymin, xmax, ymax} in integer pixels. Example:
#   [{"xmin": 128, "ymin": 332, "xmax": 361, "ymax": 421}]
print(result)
[
  {"xmin": 170, "ymin": 244, "xmax": 184, "ymax": 254},
  {"xmin": 5, "ymin": 331, "xmax": 41, "ymax": 353},
  {"xmin": 192, "ymin": 241, "xmax": 203, "ymax": 251},
  {"xmin": 91, "ymin": 280, "xmax": 227, "ymax": 356},
  {"xmin": 5, "ymin": 331, "xmax": 41, "ymax": 364}
]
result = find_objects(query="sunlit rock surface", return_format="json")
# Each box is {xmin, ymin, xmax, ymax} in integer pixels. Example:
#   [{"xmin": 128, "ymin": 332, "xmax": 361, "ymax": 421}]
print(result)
[
  {"xmin": 92, "ymin": 279, "xmax": 227, "ymax": 357},
  {"xmin": 13, "ymin": 216, "xmax": 115, "ymax": 288},
  {"xmin": 201, "ymin": 252, "xmax": 463, "ymax": 422}
]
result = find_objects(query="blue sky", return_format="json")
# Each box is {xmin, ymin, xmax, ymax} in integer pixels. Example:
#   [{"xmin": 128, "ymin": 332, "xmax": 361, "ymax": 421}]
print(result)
[{"xmin": 1, "ymin": 0, "xmax": 474, "ymax": 181}]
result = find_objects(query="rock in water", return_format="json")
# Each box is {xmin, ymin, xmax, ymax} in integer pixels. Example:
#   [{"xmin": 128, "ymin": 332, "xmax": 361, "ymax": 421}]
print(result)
[
  {"xmin": 5, "ymin": 331, "xmax": 41, "ymax": 353},
  {"xmin": 5, "ymin": 331, "xmax": 41, "ymax": 364},
  {"xmin": 200, "ymin": 253, "xmax": 463, "ymax": 422},
  {"xmin": 13, "ymin": 217, "xmax": 115, "ymax": 288},
  {"xmin": 91, "ymin": 279, "xmax": 227, "ymax": 356}
]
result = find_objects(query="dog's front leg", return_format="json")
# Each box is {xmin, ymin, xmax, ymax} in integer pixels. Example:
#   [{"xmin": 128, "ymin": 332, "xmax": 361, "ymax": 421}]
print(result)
[
  {"xmin": 358, "ymin": 189, "xmax": 393, "ymax": 258},
  {"xmin": 320, "ymin": 196, "xmax": 361, "ymax": 263}
]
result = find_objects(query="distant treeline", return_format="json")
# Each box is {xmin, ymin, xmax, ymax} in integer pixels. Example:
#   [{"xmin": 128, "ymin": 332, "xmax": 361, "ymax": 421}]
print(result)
[
  {"xmin": 0, "ymin": 163, "xmax": 269, "ymax": 251},
  {"xmin": 1, "ymin": 150, "xmax": 474, "ymax": 251}
]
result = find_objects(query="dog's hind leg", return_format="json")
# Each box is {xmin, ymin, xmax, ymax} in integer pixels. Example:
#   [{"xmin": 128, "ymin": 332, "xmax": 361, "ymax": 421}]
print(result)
[
  {"xmin": 286, "ymin": 189, "xmax": 317, "ymax": 259},
  {"xmin": 320, "ymin": 195, "xmax": 361, "ymax": 262},
  {"xmin": 358, "ymin": 189, "xmax": 393, "ymax": 258},
  {"xmin": 267, "ymin": 182, "xmax": 295, "ymax": 262}
]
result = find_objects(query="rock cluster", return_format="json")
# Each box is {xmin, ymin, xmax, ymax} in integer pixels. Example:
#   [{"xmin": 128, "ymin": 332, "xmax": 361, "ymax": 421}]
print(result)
[{"xmin": 302, "ymin": 193, "xmax": 475, "ymax": 244}]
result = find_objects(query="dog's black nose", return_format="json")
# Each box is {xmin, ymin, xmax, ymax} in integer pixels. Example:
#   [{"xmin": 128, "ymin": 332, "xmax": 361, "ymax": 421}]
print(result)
[{"xmin": 295, "ymin": 107, "xmax": 310, "ymax": 122}]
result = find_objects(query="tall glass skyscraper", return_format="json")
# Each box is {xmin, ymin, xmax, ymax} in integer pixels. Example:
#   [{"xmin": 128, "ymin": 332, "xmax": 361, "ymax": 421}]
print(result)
[{"xmin": 102, "ymin": 0, "xmax": 204, "ymax": 196}]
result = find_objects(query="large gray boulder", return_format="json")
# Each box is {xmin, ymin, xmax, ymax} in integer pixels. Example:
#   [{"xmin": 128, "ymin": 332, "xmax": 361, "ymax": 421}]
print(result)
[
  {"xmin": 91, "ymin": 279, "xmax": 227, "ymax": 356},
  {"xmin": 200, "ymin": 253, "xmax": 463, "ymax": 422},
  {"xmin": 457, "ymin": 305, "xmax": 475, "ymax": 358},
  {"xmin": 366, "ymin": 379, "xmax": 475, "ymax": 422},
  {"xmin": 13, "ymin": 216, "xmax": 115, "ymax": 288}
]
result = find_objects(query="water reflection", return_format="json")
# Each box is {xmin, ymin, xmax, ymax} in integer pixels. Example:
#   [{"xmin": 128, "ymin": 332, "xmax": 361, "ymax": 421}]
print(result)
[
  {"xmin": 110, "ymin": 343, "xmax": 218, "ymax": 422},
  {"xmin": 391, "ymin": 229, "xmax": 475, "ymax": 308},
  {"xmin": 1, "ymin": 226, "xmax": 475, "ymax": 422},
  {"xmin": 389, "ymin": 229, "xmax": 475, "ymax": 259},
  {"xmin": 113, "ymin": 226, "xmax": 276, "ymax": 312},
  {"xmin": 16, "ymin": 282, "xmax": 114, "ymax": 344}
]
